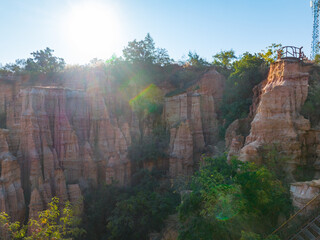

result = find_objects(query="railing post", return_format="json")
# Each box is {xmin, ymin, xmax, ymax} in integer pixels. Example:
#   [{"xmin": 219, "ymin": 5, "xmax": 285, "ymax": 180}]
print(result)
[{"xmin": 277, "ymin": 46, "xmax": 306, "ymax": 61}]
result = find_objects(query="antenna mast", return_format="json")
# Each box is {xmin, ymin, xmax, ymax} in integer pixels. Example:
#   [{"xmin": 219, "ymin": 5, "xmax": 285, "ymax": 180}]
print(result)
[{"xmin": 311, "ymin": 0, "xmax": 320, "ymax": 59}]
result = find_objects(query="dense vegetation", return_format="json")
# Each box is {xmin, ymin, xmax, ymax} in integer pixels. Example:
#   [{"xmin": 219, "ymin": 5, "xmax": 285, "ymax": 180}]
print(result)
[
  {"xmin": 81, "ymin": 170, "xmax": 180, "ymax": 240},
  {"xmin": 177, "ymin": 155, "xmax": 290, "ymax": 240},
  {"xmin": 78, "ymin": 154, "xmax": 290, "ymax": 240}
]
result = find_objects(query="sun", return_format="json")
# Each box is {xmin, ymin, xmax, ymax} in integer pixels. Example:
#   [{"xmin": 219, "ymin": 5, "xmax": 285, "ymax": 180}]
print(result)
[{"xmin": 65, "ymin": 2, "xmax": 121, "ymax": 62}]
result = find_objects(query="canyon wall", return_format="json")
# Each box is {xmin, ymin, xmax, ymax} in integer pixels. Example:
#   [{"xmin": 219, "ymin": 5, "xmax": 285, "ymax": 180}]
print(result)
[
  {"xmin": 0, "ymin": 68, "xmax": 225, "ymax": 219},
  {"xmin": 164, "ymin": 70, "xmax": 224, "ymax": 177},
  {"xmin": 1, "ymin": 58, "xmax": 319, "ymax": 219}
]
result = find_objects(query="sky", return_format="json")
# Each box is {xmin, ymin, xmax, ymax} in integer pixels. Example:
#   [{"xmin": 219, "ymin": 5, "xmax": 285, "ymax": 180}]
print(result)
[{"xmin": 0, "ymin": 0, "xmax": 313, "ymax": 65}]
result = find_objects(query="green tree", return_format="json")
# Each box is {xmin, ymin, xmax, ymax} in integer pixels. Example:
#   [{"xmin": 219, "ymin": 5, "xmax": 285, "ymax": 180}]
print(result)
[
  {"xmin": 259, "ymin": 43, "xmax": 282, "ymax": 64},
  {"xmin": 123, "ymin": 33, "xmax": 172, "ymax": 66},
  {"xmin": 213, "ymin": 50, "xmax": 236, "ymax": 69},
  {"xmin": 178, "ymin": 155, "xmax": 290, "ymax": 240},
  {"xmin": 81, "ymin": 170, "xmax": 179, "ymax": 240},
  {"xmin": 0, "ymin": 59, "xmax": 26, "ymax": 74},
  {"xmin": 0, "ymin": 197, "xmax": 84, "ymax": 240},
  {"xmin": 25, "ymin": 47, "xmax": 65, "ymax": 73},
  {"xmin": 186, "ymin": 51, "xmax": 210, "ymax": 68},
  {"xmin": 314, "ymin": 54, "xmax": 320, "ymax": 64},
  {"xmin": 220, "ymin": 52, "xmax": 268, "ymax": 131},
  {"xmin": 107, "ymin": 170, "xmax": 179, "ymax": 240}
]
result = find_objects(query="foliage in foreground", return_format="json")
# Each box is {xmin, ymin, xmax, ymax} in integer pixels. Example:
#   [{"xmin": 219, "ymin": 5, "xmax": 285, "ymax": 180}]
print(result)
[
  {"xmin": 0, "ymin": 197, "xmax": 84, "ymax": 240},
  {"xmin": 177, "ymin": 154, "xmax": 291, "ymax": 240}
]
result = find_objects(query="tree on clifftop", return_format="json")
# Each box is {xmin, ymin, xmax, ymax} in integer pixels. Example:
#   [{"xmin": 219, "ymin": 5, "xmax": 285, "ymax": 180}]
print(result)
[
  {"xmin": 259, "ymin": 43, "xmax": 282, "ymax": 64},
  {"xmin": 123, "ymin": 33, "xmax": 172, "ymax": 66},
  {"xmin": 25, "ymin": 47, "xmax": 65, "ymax": 73},
  {"xmin": 213, "ymin": 50, "xmax": 236, "ymax": 69}
]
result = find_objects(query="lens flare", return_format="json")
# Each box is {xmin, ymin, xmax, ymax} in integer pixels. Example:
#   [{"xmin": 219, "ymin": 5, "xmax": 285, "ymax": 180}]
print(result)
[{"xmin": 214, "ymin": 194, "xmax": 240, "ymax": 221}]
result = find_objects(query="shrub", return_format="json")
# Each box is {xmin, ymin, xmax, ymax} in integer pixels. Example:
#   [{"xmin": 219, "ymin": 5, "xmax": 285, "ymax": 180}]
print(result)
[
  {"xmin": 178, "ymin": 154, "xmax": 291, "ymax": 240},
  {"xmin": 0, "ymin": 197, "xmax": 85, "ymax": 240}
]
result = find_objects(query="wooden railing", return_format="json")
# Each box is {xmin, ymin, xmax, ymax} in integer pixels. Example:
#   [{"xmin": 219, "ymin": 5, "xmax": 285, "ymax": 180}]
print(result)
[
  {"xmin": 270, "ymin": 193, "xmax": 320, "ymax": 239},
  {"xmin": 277, "ymin": 46, "xmax": 307, "ymax": 61}
]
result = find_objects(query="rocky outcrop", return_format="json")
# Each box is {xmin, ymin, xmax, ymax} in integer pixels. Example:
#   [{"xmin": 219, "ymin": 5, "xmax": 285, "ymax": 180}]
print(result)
[
  {"xmin": 290, "ymin": 180, "xmax": 320, "ymax": 211},
  {"xmin": 169, "ymin": 121, "xmax": 194, "ymax": 177},
  {"xmin": 225, "ymin": 80, "xmax": 267, "ymax": 161},
  {"xmin": 238, "ymin": 60, "xmax": 311, "ymax": 174},
  {"xmin": 164, "ymin": 70, "xmax": 225, "ymax": 177},
  {"xmin": 2, "ymin": 81, "xmax": 132, "ymax": 218},
  {"xmin": 0, "ymin": 129, "xmax": 25, "ymax": 221},
  {"xmin": 0, "ymin": 67, "xmax": 226, "ymax": 220},
  {"xmin": 0, "ymin": 78, "xmax": 20, "ymax": 115}
]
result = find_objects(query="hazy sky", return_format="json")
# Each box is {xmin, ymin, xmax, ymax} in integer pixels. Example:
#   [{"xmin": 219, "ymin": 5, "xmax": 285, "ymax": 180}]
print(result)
[{"xmin": 0, "ymin": 0, "xmax": 313, "ymax": 65}]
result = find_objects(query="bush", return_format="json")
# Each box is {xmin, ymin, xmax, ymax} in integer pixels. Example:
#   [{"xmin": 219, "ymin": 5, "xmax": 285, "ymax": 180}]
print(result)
[
  {"xmin": 0, "ymin": 197, "xmax": 84, "ymax": 240},
  {"xmin": 177, "ymin": 154, "xmax": 291, "ymax": 240}
]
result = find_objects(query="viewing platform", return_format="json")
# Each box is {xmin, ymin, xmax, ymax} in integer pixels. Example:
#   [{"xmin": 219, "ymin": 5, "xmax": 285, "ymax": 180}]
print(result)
[{"xmin": 277, "ymin": 46, "xmax": 308, "ymax": 61}]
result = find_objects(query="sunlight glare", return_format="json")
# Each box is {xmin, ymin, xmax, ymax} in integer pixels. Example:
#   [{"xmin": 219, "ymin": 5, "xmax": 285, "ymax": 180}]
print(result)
[{"xmin": 65, "ymin": 2, "xmax": 121, "ymax": 62}]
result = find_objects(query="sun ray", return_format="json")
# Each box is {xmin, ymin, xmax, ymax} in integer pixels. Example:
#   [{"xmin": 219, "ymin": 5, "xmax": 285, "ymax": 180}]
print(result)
[{"xmin": 64, "ymin": 1, "xmax": 121, "ymax": 62}]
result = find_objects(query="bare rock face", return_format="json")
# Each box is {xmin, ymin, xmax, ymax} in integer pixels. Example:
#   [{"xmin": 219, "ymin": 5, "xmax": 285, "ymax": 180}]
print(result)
[
  {"xmin": 4, "ymin": 83, "xmax": 132, "ymax": 218},
  {"xmin": 67, "ymin": 184, "xmax": 83, "ymax": 213},
  {"xmin": 0, "ymin": 129, "xmax": 25, "ymax": 221},
  {"xmin": 0, "ymin": 68, "xmax": 225, "ymax": 220},
  {"xmin": 239, "ymin": 60, "xmax": 311, "ymax": 173},
  {"xmin": 164, "ymin": 70, "xmax": 225, "ymax": 177},
  {"xmin": 87, "ymin": 78, "xmax": 132, "ymax": 186},
  {"xmin": 194, "ymin": 70, "xmax": 224, "ymax": 146},
  {"xmin": 225, "ymin": 119, "xmax": 250, "ymax": 162},
  {"xmin": 290, "ymin": 180, "xmax": 320, "ymax": 212},
  {"xmin": 169, "ymin": 121, "xmax": 194, "ymax": 177},
  {"xmin": 0, "ymin": 78, "xmax": 20, "ymax": 115},
  {"xmin": 225, "ymin": 79, "xmax": 267, "ymax": 161}
]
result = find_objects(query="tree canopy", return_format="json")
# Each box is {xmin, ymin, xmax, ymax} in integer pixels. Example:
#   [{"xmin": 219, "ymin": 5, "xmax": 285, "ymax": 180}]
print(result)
[
  {"xmin": 259, "ymin": 43, "xmax": 282, "ymax": 64},
  {"xmin": 213, "ymin": 50, "xmax": 236, "ymax": 69},
  {"xmin": 0, "ymin": 197, "xmax": 84, "ymax": 240},
  {"xmin": 186, "ymin": 51, "xmax": 210, "ymax": 68},
  {"xmin": 25, "ymin": 47, "xmax": 65, "ymax": 73},
  {"xmin": 178, "ymin": 155, "xmax": 290, "ymax": 240},
  {"xmin": 123, "ymin": 33, "xmax": 172, "ymax": 66}
]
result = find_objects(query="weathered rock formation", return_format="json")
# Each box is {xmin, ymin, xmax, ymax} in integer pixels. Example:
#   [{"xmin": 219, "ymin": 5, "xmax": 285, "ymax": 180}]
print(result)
[
  {"xmin": 0, "ymin": 129, "xmax": 25, "ymax": 221},
  {"xmin": 240, "ymin": 60, "xmax": 311, "ymax": 168},
  {"xmin": 0, "ymin": 67, "xmax": 226, "ymax": 220},
  {"xmin": 290, "ymin": 180, "xmax": 320, "ymax": 211},
  {"xmin": 0, "ymin": 72, "xmax": 134, "ymax": 219},
  {"xmin": 226, "ymin": 60, "xmax": 317, "ymax": 176},
  {"xmin": 225, "ymin": 79, "xmax": 267, "ymax": 162},
  {"xmin": 164, "ymin": 70, "xmax": 224, "ymax": 177}
]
